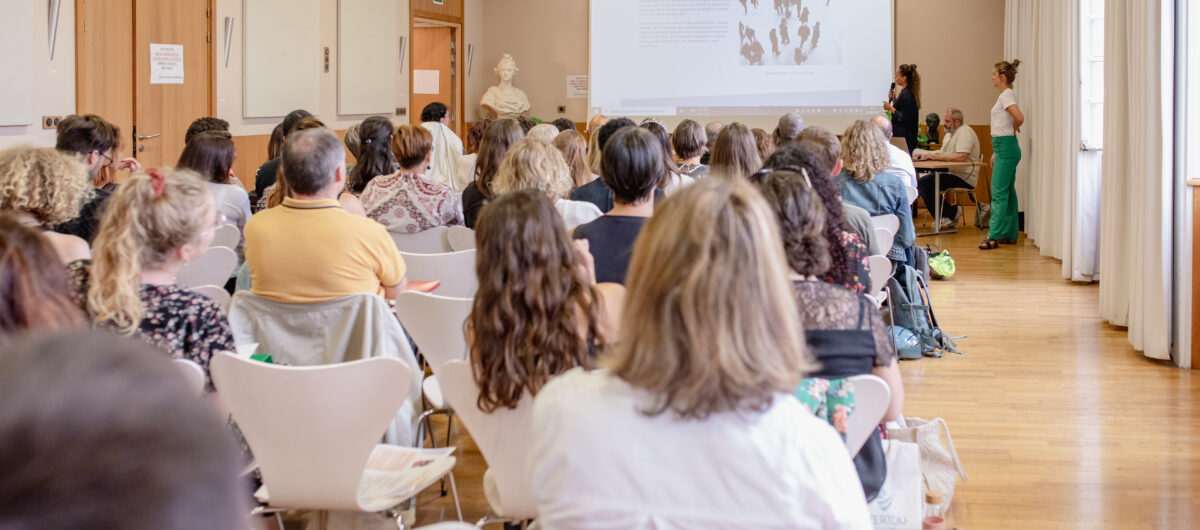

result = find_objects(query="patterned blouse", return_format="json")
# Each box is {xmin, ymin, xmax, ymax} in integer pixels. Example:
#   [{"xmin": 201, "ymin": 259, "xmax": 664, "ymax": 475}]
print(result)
[
  {"xmin": 826, "ymin": 231, "xmax": 871, "ymax": 294},
  {"xmin": 66, "ymin": 260, "xmax": 236, "ymax": 390},
  {"xmin": 361, "ymin": 171, "xmax": 464, "ymax": 233}
]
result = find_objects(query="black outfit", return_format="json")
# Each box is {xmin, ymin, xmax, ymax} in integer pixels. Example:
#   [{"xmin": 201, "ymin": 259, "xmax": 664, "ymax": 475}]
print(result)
[
  {"xmin": 462, "ymin": 182, "xmax": 488, "ymax": 229},
  {"xmin": 572, "ymin": 215, "xmax": 648, "ymax": 285},
  {"xmin": 52, "ymin": 183, "xmax": 116, "ymax": 243},
  {"xmin": 916, "ymin": 172, "xmax": 973, "ymax": 222},
  {"xmin": 569, "ymin": 180, "xmax": 666, "ymax": 214},
  {"xmin": 253, "ymin": 158, "xmax": 282, "ymax": 202},
  {"xmin": 890, "ymin": 87, "xmax": 919, "ymax": 154}
]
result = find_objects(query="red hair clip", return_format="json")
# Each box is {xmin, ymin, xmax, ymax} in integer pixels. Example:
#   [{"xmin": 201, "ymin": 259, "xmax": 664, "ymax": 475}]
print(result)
[{"xmin": 146, "ymin": 168, "xmax": 167, "ymax": 198}]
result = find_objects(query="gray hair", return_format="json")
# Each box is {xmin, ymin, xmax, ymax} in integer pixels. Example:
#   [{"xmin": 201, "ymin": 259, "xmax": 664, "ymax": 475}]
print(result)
[
  {"xmin": 775, "ymin": 112, "xmax": 805, "ymax": 144},
  {"xmin": 281, "ymin": 128, "xmax": 345, "ymax": 195},
  {"xmin": 947, "ymin": 108, "xmax": 965, "ymax": 124}
]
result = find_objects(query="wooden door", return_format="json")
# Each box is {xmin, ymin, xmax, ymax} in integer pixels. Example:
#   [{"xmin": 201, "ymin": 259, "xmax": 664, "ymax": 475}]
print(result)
[
  {"xmin": 412, "ymin": 26, "xmax": 457, "ymax": 133},
  {"xmin": 75, "ymin": 0, "xmax": 134, "ymax": 157}
]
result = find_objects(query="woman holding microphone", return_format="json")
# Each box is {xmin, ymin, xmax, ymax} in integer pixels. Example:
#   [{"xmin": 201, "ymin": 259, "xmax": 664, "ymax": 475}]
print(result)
[
  {"xmin": 980, "ymin": 59, "xmax": 1025, "ymax": 250},
  {"xmin": 883, "ymin": 64, "xmax": 920, "ymax": 154}
]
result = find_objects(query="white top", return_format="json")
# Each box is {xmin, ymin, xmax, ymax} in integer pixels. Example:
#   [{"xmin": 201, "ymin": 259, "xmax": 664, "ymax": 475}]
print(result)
[
  {"xmin": 421, "ymin": 121, "xmax": 465, "ymax": 188},
  {"xmin": 886, "ymin": 143, "xmax": 918, "ymax": 188},
  {"xmin": 452, "ymin": 153, "xmax": 478, "ymax": 193},
  {"xmin": 941, "ymin": 126, "xmax": 982, "ymax": 186},
  {"xmin": 554, "ymin": 199, "xmax": 603, "ymax": 230},
  {"xmin": 531, "ymin": 368, "xmax": 872, "ymax": 530},
  {"xmin": 662, "ymin": 172, "xmax": 697, "ymax": 195},
  {"xmin": 991, "ymin": 88, "xmax": 1019, "ymax": 136},
  {"xmin": 205, "ymin": 181, "xmax": 252, "ymax": 270}
]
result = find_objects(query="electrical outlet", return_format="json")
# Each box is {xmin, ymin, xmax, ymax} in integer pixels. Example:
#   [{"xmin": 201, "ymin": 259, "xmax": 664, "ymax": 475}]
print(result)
[
  {"xmin": 42, "ymin": 116, "xmax": 61, "ymax": 129},
  {"xmin": 557, "ymin": 106, "xmax": 566, "ymax": 114},
  {"xmin": 395, "ymin": 107, "xmax": 406, "ymax": 116}
]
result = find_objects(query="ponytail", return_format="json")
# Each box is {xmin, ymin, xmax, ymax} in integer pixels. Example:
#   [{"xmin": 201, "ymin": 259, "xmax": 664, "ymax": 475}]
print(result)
[{"xmin": 995, "ymin": 59, "xmax": 1021, "ymax": 84}]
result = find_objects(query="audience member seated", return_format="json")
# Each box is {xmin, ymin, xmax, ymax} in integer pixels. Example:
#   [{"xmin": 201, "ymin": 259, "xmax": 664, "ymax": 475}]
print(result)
[
  {"xmin": 253, "ymin": 109, "xmax": 312, "ymax": 201},
  {"xmin": 773, "ymin": 111, "xmax": 805, "ymax": 149},
  {"xmin": 347, "ymin": 116, "xmax": 399, "ymax": 195},
  {"xmin": 469, "ymin": 190, "xmax": 622, "ymax": 411},
  {"xmin": 762, "ymin": 143, "xmax": 872, "ymax": 294},
  {"xmin": 0, "ymin": 214, "xmax": 85, "ymax": 333},
  {"xmin": 176, "ymin": 132, "xmax": 250, "ymax": 283},
  {"xmin": 260, "ymin": 118, "xmax": 365, "ymax": 215},
  {"xmin": 0, "ymin": 331, "xmax": 247, "ymax": 530},
  {"xmin": 53, "ymin": 114, "xmax": 140, "ymax": 243},
  {"xmin": 640, "ymin": 119, "xmax": 693, "ymax": 194},
  {"xmin": 572, "ymin": 127, "xmax": 662, "ymax": 285},
  {"xmin": 699, "ymin": 120, "xmax": 723, "ymax": 165},
  {"xmin": 245, "ymin": 128, "xmax": 408, "ymax": 303},
  {"xmin": 570, "ymin": 117, "xmax": 637, "ymax": 212},
  {"xmin": 870, "ymin": 115, "xmax": 917, "ymax": 188},
  {"xmin": 342, "ymin": 122, "xmax": 362, "ymax": 175},
  {"xmin": 672, "ymin": 119, "xmax": 710, "ymax": 179},
  {"xmin": 797, "ymin": 126, "xmax": 883, "ymax": 256},
  {"xmin": 420, "ymin": 102, "xmax": 465, "ymax": 187},
  {"xmin": 531, "ymin": 177, "xmax": 871, "ymax": 529},
  {"xmin": 67, "ymin": 169, "xmax": 234, "ymax": 387},
  {"xmin": 454, "ymin": 118, "xmax": 492, "ymax": 193},
  {"xmin": 585, "ymin": 114, "xmax": 609, "ymax": 174},
  {"xmin": 552, "ymin": 129, "xmax": 596, "ymax": 189},
  {"xmin": 0, "ymin": 146, "xmax": 92, "ymax": 264},
  {"xmin": 184, "ymin": 116, "xmax": 231, "ymax": 143},
  {"xmin": 463, "ymin": 118, "xmax": 524, "ymax": 228},
  {"xmin": 753, "ymin": 127, "xmax": 776, "ymax": 162},
  {"xmin": 361, "ymin": 124, "xmax": 463, "ymax": 233},
  {"xmin": 752, "ymin": 168, "xmax": 905, "ymax": 500},
  {"xmin": 527, "ymin": 123, "xmax": 560, "ymax": 144},
  {"xmin": 912, "ymin": 107, "xmax": 982, "ymax": 229},
  {"xmin": 552, "ymin": 117, "xmax": 577, "ymax": 132},
  {"xmin": 837, "ymin": 120, "xmax": 916, "ymax": 264},
  {"xmin": 491, "ymin": 138, "xmax": 602, "ymax": 230},
  {"xmin": 709, "ymin": 122, "xmax": 762, "ymax": 179}
]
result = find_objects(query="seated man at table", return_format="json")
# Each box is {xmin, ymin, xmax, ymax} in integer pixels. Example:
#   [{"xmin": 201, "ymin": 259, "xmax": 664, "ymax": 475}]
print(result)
[{"xmin": 912, "ymin": 108, "xmax": 981, "ymax": 229}]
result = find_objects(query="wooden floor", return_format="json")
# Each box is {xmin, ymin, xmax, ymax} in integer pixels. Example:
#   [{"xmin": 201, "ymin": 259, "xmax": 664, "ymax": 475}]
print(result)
[{"xmin": 414, "ymin": 218, "xmax": 1199, "ymax": 529}]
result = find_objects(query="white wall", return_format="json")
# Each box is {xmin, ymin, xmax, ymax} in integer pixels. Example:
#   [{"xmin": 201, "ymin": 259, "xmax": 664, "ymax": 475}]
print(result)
[{"xmin": 0, "ymin": 3, "xmax": 76, "ymax": 148}]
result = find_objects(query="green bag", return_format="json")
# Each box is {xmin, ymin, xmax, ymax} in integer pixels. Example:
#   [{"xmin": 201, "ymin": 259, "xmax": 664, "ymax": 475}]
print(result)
[{"xmin": 928, "ymin": 246, "xmax": 956, "ymax": 279}]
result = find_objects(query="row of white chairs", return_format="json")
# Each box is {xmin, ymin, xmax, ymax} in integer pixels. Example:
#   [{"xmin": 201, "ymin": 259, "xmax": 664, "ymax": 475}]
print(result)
[{"xmin": 390, "ymin": 226, "xmax": 476, "ymax": 254}]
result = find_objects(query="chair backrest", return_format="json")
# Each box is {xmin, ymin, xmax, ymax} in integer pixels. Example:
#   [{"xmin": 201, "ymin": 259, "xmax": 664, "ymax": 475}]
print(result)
[
  {"xmin": 209, "ymin": 224, "xmax": 241, "ymax": 250},
  {"xmin": 393, "ymin": 291, "xmax": 473, "ymax": 371},
  {"xmin": 173, "ymin": 358, "xmax": 206, "ymax": 395},
  {"xmin": 867, "ymin": 255, "xmax": 892, "ymax": 299},
  {"xmin": 874, "ymin": 227, "xmax": 896, "ymax": 254},
  {"xmin": 438, "ymin": 360, "xmax": 537, "ymax": 519},
  {"xmin": 210, "ymin": 352, "xmax": 412, "ymax": 510},
  {"xmin": 398, "ymin": 249, "xmax": 478, "ymax": 298},
  {"xmin": 390, "ymin": 226, "xmax": 451, "ymax": 254},
  {"xmin": 444, "ymin": 226, "xmax": 476, "ymax": 252},
  {"xmin": 175, "ymin": 246, "xmax": 237, "ymax": 289},
  {"xmin": 904, "ymin": 184, "xmax": 918, "ymax": 204},
  {"xmin": 870, "ymin": 214, "xmax": 899, "ymax": 239},
  {"xmin": 190, "ymin": 284, "xmax": 232, "ymax": 313},
  {"xmin": 845, "ymin": 374, "xmax": 891, "ymax": 457},
  {"xmin": 889, "ymin": 136, "xmax": 908, "ymax": 152}
]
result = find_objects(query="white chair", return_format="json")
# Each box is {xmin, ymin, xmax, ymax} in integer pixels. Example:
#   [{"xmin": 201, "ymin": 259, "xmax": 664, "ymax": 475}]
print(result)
[
  {"xmin": 190, "ymin": 284, "xmax": 232, "ymax": 313},
  {"xmin": 172, "ymin": 358, "xmax": 206, "ymax": 395},
  {"xmin": 390, "ymin": 226, "xmax": 451, "ymax": 254},
  {"xmin": 444, "ymin": 226, "xmax": 476, "ymax": 252},
  {"xmin": 398, "ymin": 250, "xmax": 478, "ymax": 299},
  {"xmin": 439, "ymin": 360, "xmax": 538, "ymax": 524},
  {"xmin": 867, "ymin": 255, "xmax": 892, "ymax": 308},
  {"xmin": 175, "ymin": 246, "xmax": 237, "ymax": 289},
  {"xmin": 393, "ymin": 291, "xmax": 474, "ymax": 449},
  {"xmin": 870, "ymin": 214, "xmax": 900, "ymax": 239},
  {"xmin": 210, "ymin": 353, "xmax": 461, "ymax": 528},
  {"xmin": 874, "ymin": 227, "xmax": 896, "ymax": 254},
  {"xmin": 905, "ymin": 184, "xmax": 918, "ymax": 204},
  {"xmin": 844, "ymin": 374, "xmax": 891, "ymax": 457},
  {"xmin": 209, "ymin": 223, "xmax": 240, "ymax": 250}
]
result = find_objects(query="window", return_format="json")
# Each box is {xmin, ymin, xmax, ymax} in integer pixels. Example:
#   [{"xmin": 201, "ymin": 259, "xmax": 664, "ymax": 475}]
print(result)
[{"xmin": 1080, "ymin": 0, "xmax": 1104, "ymax": 150}]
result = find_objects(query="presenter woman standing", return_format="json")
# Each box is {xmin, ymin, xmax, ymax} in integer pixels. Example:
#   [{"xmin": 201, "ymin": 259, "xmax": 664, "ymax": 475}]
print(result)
[
  {"xmin": 883, "ymin": 64, "xmax": 920, "ymax": 154},
  {"xmin": 980, "ymin": 59, "xmax": 1024, "ymax": 250}
]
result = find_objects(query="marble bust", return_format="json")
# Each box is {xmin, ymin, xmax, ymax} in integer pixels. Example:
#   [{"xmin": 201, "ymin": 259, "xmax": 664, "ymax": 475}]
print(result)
[{"xmin": 480, "ymin": 54, "xmax": 531, "ymax": 118}]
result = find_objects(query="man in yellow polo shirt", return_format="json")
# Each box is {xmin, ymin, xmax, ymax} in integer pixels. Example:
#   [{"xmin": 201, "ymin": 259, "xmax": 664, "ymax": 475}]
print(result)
[{"xmin": 244, "ymin": 128, "xmax": 406, "ymax": 303}]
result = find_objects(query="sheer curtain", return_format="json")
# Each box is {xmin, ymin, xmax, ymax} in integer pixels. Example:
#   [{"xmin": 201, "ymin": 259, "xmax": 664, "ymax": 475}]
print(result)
[{"xmin": 1099, "ymin": 0, "xmax": 1174, "ymax": 361}]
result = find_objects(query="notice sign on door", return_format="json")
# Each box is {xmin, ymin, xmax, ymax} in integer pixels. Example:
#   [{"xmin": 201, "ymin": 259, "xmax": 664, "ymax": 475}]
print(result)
[{"xmin": 150, "ymin": 44, "xmax": 184, "ymax": 84}]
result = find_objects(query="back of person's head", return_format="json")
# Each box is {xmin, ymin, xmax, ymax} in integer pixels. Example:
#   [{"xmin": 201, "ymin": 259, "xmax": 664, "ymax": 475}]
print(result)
[
  {"xmin": 586, "ymin": 114, "xmax": 609, "ymax": 135},
  {"xmin": 898, "ymin": 63, "xmax": 922, "ymax": 106},
  {"xmin": 595, "ymin": 117, "xmax": 636, "ymax": 155},
  {"xmin": 465, "ymin": 118, "xmax": 493, "ymax": 154},
  {"xmin": 704, "ymin": 122, "xmax": 724, "ymax": 148},
  {"xmin": 474, "ymin": 118, "xmax": 525, "ymax": 197},
  {"xmin": 469, "ymin": 189, "xmax": 601, "ymax": 412},
  {"xmin": 516, "ymin": 115, "xmax": 538, "ymax": 133},
  {"xmin": 552, "ymin": 129, "xmax": 592, "ymax": 189},
  {"xmin": 0, "ymin": 146, "xmax": 92, "ymax": 226},
  {"xmin": 609, "ymin": 177, "xmax": 814, "ymax": 420},
  {"xmin": 994, "ymin": 59, "xmax": 1021, "ymax": 84},
  {"xmin": 552, "ymin": 118, "xmax": 577, "ymax": 132},
  {"xmin": 639, "ymin": 120, "xmax": 674, "ymax": 160},
  {"xmin": 184, "ymin": 117, "xmax": 231, "ymax": 144},
  {"xmin": 751, "ymin": 169, "xmax": 831, "ymax": 277},
  {"xmin": 870, "ymin": 115, "xmax": 894, "ymax": 139},
  {"xmin": 672, "ymin": 119, "xmax": 708, "ymax": 160},
  {"xmin": 0, "ymin": 214, "xmax": 84, "ymax": 333},
  {"xmin": 280, "ymin": 109, "xmax": 314, "ymax": 137},
  {"xmin": 527, "ymin": 123, "xmax": 560, "ymax": 144},
  {"xmin": 280, "ymin": 127, "xmax": 344, "ymax": 196},
  {"xmin": 90, "ymin": 169, "xmax": 212, "ymax": 333},
  {"xmin": 392, "ymin": 124, "xmax": 434, "ymax": 170},
  {"xmin": 421, "ymin": 102, "xmax": 448, "ymax": 123},
  {"xmin": 841, "ymin": 120, "xmax": 890, "ymax": 182},
  {"xmin": 773, "ymin": 112, "xmax": 804, "ymax": 146},
  {"xmin": 343, "ymin": 123, "xmax": 363, "ymax": 159},
  {"xmin": 175, "ymin": 132, "xmax": 235, "ymax": 184},
  {"xmin": 349, "ymin": 116, "xmax": 397, "ymax": 193},
  {"xmin": 0, "ymin": 331, "xmax": 246, "ymax": 530},
  {"xmin": 491, "ymin": 138, "xmax": 572, "ymax": 200},
  {"xmin": 603, "ymin": 127, "xmax": 665, "ymax": 204},
  {"xmin": 266, "ymin": 123, "xmax": 286, "ymax": 160},
  {"xmin": 752, "ymin": 128, "xmax": 776, "ymax": 161},
  {"xmin": 55, "ymin": 114, "xmax": 120, "ymax": 158},
  {"xmin": 795, "ymin": 126, "xmax": 841, "ymax": 175},
  {"xmin": 709, "ymin": 122, "xmax": 762, "ymax": 179}
]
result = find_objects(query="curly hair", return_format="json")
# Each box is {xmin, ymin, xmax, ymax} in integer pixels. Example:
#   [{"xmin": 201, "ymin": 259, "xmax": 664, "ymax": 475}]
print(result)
[
  {"xmin": 751, "ymin": 169, "xmax": 831, "ymax": 277},
  {"xmin": 490, "ymin": 138, "xmax": 573, "ymax": 200},
  {"xmin": 0, "ymin": 146, "xmax": 93, "ymax": 226},
  {"xmin": 0, "ymin": 213, "xmax": 85, "ymax": 332},
  {"xmin": 469, "ymin": 190, "xmax": 602, "ymax": 411},
  {"xmin": 840, "ymin": 120, "xmax": 890, "ymax": 183},
  {"xmin": 899, "ymin": 63, "xmax": 921, "ymax": 108}
]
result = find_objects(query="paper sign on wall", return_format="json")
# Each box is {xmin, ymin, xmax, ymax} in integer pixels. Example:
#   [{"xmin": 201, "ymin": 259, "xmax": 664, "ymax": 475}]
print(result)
[
  {"xmin": 150, "ymin": 44, "xmax": 184, "ymax": 84},
  {"xmin": 414, "ymin": 69, "xmax": 440, "ymax": 95},
  {"xmin": 567, "ymin": 75, "xmax": 589, "ymax": 99}
]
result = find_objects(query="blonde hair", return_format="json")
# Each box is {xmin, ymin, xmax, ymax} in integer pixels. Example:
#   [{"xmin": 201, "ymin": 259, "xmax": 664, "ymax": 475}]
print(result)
[
  {"xmin": 88, "ymin": 169, "xmax": 211, "ymax": 334},
  {"xmin": 586, "ymin": 126, "xmax": 604, "ymax": 174},
  {"xmin": 995, "ymin": 59, "xmax": 1021, "ymax": 85},
  {"xmin": 526, "ymin": 124, "xmax": 560, "ymax": 144},
  {"xmin": 841, "ymin": 120, "xmax": 890, "ymax": 183},
  {"xmin": 553, "ymin": 130, "xmax": 593, "ymax": 189},
  {"xmin": 608, "ymin": 177, "xmax": 816, "ymax": 420},
  {"xmin": 490, "ymin": 138, "xmax": 573, "ymax": 200},
  {"xmin": 0, "ymin": 146, "xmax": 93, "ymax": 225}
]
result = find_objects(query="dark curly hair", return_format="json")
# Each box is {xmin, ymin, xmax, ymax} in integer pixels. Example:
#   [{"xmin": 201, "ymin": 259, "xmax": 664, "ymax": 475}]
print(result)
[{"xmin": 750, "ymin": 170, "xmax": 830, "ymax": 276}]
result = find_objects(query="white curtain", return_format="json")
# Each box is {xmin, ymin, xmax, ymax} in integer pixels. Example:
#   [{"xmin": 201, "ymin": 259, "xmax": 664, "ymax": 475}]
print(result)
[{"xmin": 1099, "ymin": 0, "xmax": 1174, "ymax": 361}]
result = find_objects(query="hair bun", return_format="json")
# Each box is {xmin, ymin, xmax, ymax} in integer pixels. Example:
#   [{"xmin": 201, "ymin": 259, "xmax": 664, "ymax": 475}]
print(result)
[{"xmin": 1010, "ymin": 59, "xmax": 1021, "ymax": 69}]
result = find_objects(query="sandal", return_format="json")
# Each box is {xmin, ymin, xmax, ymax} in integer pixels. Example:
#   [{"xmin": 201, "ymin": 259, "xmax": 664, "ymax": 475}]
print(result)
[{"xmin": 979, "ymin": 238, "xmax": 999, "ymax": 250}]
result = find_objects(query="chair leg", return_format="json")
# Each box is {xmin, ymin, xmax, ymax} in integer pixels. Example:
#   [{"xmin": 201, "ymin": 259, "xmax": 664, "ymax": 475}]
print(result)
[{"xmin": 448, "ymin": 469, "xmax": 464, "ymax": 521}]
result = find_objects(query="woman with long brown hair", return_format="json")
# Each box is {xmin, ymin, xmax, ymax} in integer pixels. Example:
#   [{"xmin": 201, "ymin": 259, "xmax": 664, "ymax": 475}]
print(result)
[
  {"xmin": 462, "ymin": 118, "xmax": 524, "ymax": 228},
  {"xmin": 883, "ymin": 63, "xmax": 921, "ymax": 154},
  {"xmin": 709, "ymin": 122, "xmax": 762, "ymax": 179},
  {"xmin": 552, "ymin": 129, "xmax": 595, "ymax": 189},
  {"xmin": 452, "ymin": 118, "xmax": 493, "ymax": 193},
  {"xmin": 0, "ymin": 214, "xmax": 85, "ymax": 333}
]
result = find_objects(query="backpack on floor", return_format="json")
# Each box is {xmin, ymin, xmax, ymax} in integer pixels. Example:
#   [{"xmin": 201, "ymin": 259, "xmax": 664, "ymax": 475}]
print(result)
[{"xmin": 886, "ymin": 265, "xmax": 962, "ymax": 357}]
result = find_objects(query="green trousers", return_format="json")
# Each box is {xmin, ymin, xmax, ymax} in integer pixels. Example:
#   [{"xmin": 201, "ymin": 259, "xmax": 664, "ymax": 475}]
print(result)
[{"xmin": 989, "ymin": 135, "xmax": 1021, "ymax": 240}]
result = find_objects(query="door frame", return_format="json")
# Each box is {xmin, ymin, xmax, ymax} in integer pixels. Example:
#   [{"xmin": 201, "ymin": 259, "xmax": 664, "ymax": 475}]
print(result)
[{"xmin": 410, "ymin": 13, "xmax": 465, "ymax": 138}]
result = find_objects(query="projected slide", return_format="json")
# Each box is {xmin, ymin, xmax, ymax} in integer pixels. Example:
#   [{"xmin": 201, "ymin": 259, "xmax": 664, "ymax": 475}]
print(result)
[{"xmin": 589, "ymin": 0, "xmax": 893, "ymax": 117}]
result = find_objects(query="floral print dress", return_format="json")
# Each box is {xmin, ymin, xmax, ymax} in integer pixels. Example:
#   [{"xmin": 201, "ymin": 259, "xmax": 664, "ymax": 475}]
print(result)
[{"xmin": 361, "ymin": 171, "xmax": 463, "ymax": 233}]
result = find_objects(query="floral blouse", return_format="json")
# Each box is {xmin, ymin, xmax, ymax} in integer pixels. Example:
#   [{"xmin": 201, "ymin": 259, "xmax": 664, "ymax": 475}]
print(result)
[
  {"xmin": 67, "ymin": 260, "xmax": 236, "ymax": 390},
  {"xmin": 361, "ymin": 171, "xmax": 464, "ymax": 233},
  {"xmin": 825, "ymin": 231, "xmax": 871, "ymax": 294}
]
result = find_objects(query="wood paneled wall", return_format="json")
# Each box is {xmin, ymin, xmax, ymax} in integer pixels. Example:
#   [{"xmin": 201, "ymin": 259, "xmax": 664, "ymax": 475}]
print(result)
[{"xmin": 230, "ymin": 129, "xmax": 355, "ymax": 191}]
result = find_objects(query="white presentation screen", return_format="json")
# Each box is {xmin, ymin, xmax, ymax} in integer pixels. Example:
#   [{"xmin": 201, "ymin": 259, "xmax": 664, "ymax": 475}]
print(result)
[{"xmin": 589, "ymin": 0, "xmax": 893, "ymax": 118}]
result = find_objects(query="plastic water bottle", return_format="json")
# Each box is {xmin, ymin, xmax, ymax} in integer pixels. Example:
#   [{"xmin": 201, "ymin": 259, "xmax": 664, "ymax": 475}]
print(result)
[{"xmin": 922, "ymin": 490, "xmax": 946, "ymax": 530}]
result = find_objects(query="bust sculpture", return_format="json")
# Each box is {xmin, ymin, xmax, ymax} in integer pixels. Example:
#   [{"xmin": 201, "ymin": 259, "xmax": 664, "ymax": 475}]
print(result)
[
  {"xmin": 925, "ymin": 112, "xmax": 941, "ymax": 144},
  {"xmin": 480, "ymin": 54, "xmax": 531, "ymax": 118}
]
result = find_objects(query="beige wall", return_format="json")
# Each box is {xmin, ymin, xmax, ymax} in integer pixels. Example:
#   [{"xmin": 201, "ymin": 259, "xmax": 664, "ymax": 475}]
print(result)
[{"xmin": 0, "ymin": 4, "xmax": 76, "ymax": 149}]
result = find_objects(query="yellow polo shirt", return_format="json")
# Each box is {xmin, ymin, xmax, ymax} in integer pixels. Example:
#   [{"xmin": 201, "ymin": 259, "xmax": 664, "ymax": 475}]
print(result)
[{"xmin": 244, "ymin": 197, "xmax": 405, "ymax": 303}]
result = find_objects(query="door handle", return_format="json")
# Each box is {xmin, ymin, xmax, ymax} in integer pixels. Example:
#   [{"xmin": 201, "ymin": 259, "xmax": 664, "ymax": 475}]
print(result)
[{"xmin": 137, "ymin": 133, "xmax": 161, "ymax": 140}]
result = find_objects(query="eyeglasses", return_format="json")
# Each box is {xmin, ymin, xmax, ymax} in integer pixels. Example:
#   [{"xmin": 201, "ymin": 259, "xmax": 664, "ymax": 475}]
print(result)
[
  {"xmin": 98, "ymin": 151, "xmax": 114, "ymax": 168},
  {"xmin": 749, "ymin": 166, "xmax": 813, "ymax": 188}
]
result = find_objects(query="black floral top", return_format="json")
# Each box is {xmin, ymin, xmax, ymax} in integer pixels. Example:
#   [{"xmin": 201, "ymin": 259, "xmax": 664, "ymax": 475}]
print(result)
[
  {"xmin": 67, "ymin": 260, "xmax": 235, "ymax": 390},
  {"xmin": 826, "ymin": 231, "xmax": 871, "ymax": 295}
]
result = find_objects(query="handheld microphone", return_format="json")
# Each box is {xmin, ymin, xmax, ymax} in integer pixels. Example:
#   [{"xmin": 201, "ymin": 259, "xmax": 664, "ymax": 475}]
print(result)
[{"xmin": 889, "ymin": 82, "xmax": 896, "ymax": 102}]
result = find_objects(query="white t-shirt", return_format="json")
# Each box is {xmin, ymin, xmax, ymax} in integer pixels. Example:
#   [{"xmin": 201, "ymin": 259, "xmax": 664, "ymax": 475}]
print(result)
[
  {"xmin": 421, "ymin": 121, "xmax": 465, "ymax": 187},
  {"xmin": 886, "ymin": 143, "xmax": 918, "ymax": 188},
  {"xmin": 452, "ymin": 153, "xmax": 477, "ymax": 193},
  {"xmin": 554, "ymin": 198, "xmax": 603, "ymax": 230},
  {"xmin": 991, "ymin": 88, "xmax": 1019, "ymax": 136},
  {"xmin": 913, "ymin": 126, "xmax": 983, "ymax": 186},
  {"xmin": 531, "ymin": 368, "xmax": 873, "ymax": 530}
]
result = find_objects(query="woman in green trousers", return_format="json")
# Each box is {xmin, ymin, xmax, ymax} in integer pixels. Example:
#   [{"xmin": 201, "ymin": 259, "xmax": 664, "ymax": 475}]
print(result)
[{"xmin": 981, "ymin": 59, "xmax": 1025, "ymax": 250}]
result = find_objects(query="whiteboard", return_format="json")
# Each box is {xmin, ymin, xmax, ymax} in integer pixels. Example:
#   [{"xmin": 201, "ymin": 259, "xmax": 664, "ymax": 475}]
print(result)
[
  {"xmin": 0, "ymin": 0, "xmax": 36, "ymax": 126},
  {"xmin": 243, "ymin": 0, "xmax": 320, "ymax": 118},
  {"xmin": 338, "ymin": 0, "xmax": 398, "ymax": 115}
]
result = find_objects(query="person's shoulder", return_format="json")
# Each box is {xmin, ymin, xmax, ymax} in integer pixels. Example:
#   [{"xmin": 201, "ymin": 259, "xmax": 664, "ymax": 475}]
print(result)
[
  {"xmin": 536, "ymin": 368, "xmax": 613, "ymax": 409},
  {"xmin": 570, "ymin": 178, "xmax": 607, "ymax": 200}
]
